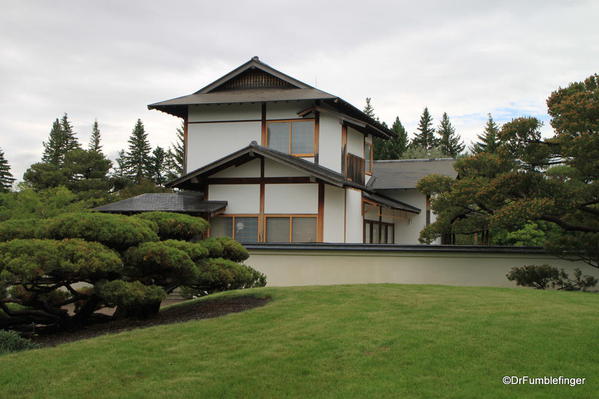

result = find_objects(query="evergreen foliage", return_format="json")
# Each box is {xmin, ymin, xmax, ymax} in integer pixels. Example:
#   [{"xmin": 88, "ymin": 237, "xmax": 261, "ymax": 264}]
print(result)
[
  {"xmin": 88, "ymin": 119, "xmax": 103, "ymax": 154},
  {"xmin": 167, "ymin": 122, "xmax": 185, "ymax": 179},
  {"xmin": 0, "ymin": 212, "xmax": 265, "ymax": 331},
  {"xmin": 470, "ymin": 114, "xmax": 500, "ymax": 154},
  {"xmin": 124, "ymin": 119, "xmax": 152, "ymax": 184},
  {"xmin": 437, "ymin": 113, "xmax": 465, "ymax": 157},
  {"xmin": 375, "ymin": 117, "xmax": 409, "ymax": 160},
  {"xmin": 0, "ymin": 148, "xmax": 15, "ymax": 192},
  {"xmin": 148, "ymin": 146, "xmax": 168, "ymax": 186},
  {"xmin": 411, "ymin": 108, "xmax": 439, "ymax": 150}
]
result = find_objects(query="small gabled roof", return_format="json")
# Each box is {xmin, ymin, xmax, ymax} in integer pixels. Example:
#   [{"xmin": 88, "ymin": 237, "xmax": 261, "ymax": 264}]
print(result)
[
  {"xmin": 166, "ymin": 142, "xmax": 420, "ymax": 214},
  {"xmin": 370, "ymin": 158, "xmax": 457, "ymax": 190},
  {"xmin": 94, "ymin": 193, "xmax": 227, "ymax": 215},
  {"xmin": 148, "ymin": 57, "xmax": 394, "ymax": 139}
]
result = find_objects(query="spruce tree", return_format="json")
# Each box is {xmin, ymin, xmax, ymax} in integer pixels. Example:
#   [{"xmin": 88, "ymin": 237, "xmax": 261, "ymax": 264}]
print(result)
[
  {"xmin": 166, "ymin": 122, "xmax": 185, "ymax": 178},
  {"xmin": 60, "ymin": 113, "xmax": 80, "ymax": 153},
  {"xmin": 437, "ymin": 112, "xmax": 465, "ymax": 157},
  {"xmin": 375, "ymin": 117, "xmax": 409, "ymax": 160},
  {"xmin": 470, "ymin": 114, "xmax": 500, "ymax": 154},
  {"xmin": 363, "ymin": 97, "xmax": 376, "ymax": 119},
  {"xmin": 0, "ymin": 148, "xmax": 15, "ymax": 192},
  {"xmin": 411, "ymin": 107, "xmax": 439, "ymax": 150},
  {"xmin": 124, "ymin": 119, "xmax": 152, "ymax": 183},
  {"xmin": 42, "ymin": 119, "xmax": 66, "ymax": 165},
  {"xmin": 149, "ymin": 146, "xmax": 168, "ymax": 186},
  {"xmin": 89, "ymin": 119, "xmax": 103, "ymax": 154}
]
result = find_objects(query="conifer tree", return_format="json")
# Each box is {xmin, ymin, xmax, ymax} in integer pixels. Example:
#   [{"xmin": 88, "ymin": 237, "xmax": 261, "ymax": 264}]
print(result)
[
  {"xmin": 60, "ymin": 113, "xmax": 80, "ymax": 153},
  {"xmin": 113, "ymin": 150, "xmax": 128, "ymax": 178},
  {"xmin": 437, "ymin": 112, "xmax": 465, "ymax": 157},
  {"xmin": 42, "ymin": 119, "xmax": 66, "ymax": 165},
  {"xmin": 411, "ymin": 107, "xmax": 439, "ymax": 150},
  {"xmin": 376, "ymin": 117, "xmax": 409, "ymax": 159},
  {"xmin": 89, "ymin": 119, "xmax": 103, "ymax": 154},
  {"xmin": 0, "ymin": 148, "xmax": 15, "ymax": 192},
  {"xmin": 470, "ymin": 114, "xmax": 500, "ymax": 154},
  {"xmin": 149, "ymin": 146, "xmax": 168, "ymax": 186},
  {"xmin": 124, "ymin": 119, "xmax": 152, "ymax": 183},
  {"xmin": 363, "ymin": 97, "xmax": 376, "ymax": 119},
  {"xmin": 167, "ymin": 122, "xmax": 185, "ymax": 178}
]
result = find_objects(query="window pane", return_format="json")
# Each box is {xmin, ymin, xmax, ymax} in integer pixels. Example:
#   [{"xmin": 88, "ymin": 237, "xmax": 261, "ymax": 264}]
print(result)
[
  {"xmin": 266, "ymin": 217, "xmax": 290, "ymax": 242},
  {"xmin": 235, "ymin": 217, "xmax": 258, "ymax": 243},
  {"xmin": 365, "ymin": 221, "xmax": 371, "ymax": 243},
  {"xmin": 268, "ymin": 122, "xmax": 289, "ymax": 153},
  {"xmin": 292, "ymin": 217, "xmax": 316, "ymax": 242},
  {"xmin": 211, "ymin": 217, "xmax": 232, "ymax": 238},
  {"xmin": 388, "ymin": 225, "xmax": 394, "ymax": 244},
  {"xmin": 291, "ymin": 121, "xmax": 314, "ymax": 154},
  {"xmin": 372, "ymin": 223, "xmax": 379, "ymax": 244}
]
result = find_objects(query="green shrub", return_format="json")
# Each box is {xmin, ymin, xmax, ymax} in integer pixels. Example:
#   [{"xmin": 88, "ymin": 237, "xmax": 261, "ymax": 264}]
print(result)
[
  {"xmin": 0, "ymin": 218, "xmax": 46, "ymax": 241},
  {"xmin": 162, "ymin": 240, "xmax": 210, "ymax": 262},
  {"xmin": 0, "ymin": 330, "xmax": 39, "ymax": 355},
  {"xmin": 124, "ymin": 242, "xmax": 199, "ymax": 284},
  {"xmin": 45, "ymin": 212, "xmax": 158, "ymax": 250},
  {"xmin": 201, "ymin": 237, "xmax": 249, "ymax": 262},
  {"xmin": 96, "ymin": 280, "xmax": 166, "ymax": 319},
  {"xmin": 191, "ymin": 258, "xmax": 266, "ymax": 295},
  {"xmin": 507, "ymin": 264, "xmax": 598, "ymax": 291},
  {"xmin": 135, "ymin": 212, "xmax": 209, "ymax": 241}
]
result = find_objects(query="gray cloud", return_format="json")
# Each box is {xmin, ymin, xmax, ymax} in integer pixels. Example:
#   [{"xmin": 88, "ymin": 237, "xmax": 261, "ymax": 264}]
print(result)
[{"xmin": 1, "ymin": 0, "xmax": 597, "ymax": 180}]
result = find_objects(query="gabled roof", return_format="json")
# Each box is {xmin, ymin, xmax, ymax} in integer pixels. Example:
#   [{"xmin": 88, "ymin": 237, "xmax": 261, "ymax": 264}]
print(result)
[
  {"xmin": 148, "ymin": 57, "xmax": 394, "ymax": 139},
  {"xmin": 94, "ymin": 193, "xmax": 227, "ymax": 215},
  {"xmin": 167, "ymin": 142, "xmax": 420, "ymax": 214},
  {"xmin": 196, "ymin": 56, "xmax": 313, "ymax": 93},
  {"xmin": 369, "ymin": 158, "xmax": 457, "ymax": 190}
]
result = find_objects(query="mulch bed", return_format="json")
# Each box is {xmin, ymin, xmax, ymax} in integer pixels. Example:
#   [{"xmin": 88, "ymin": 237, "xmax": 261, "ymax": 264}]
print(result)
[{"xmin": 33, "ymin": 296, "xmax": 270, "ymax": 347}]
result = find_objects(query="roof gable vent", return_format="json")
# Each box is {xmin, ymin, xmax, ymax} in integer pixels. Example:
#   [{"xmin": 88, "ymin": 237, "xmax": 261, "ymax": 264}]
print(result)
[{"xmin": 210, "ymin": 68, "xmax": 297, "ymax": 92}]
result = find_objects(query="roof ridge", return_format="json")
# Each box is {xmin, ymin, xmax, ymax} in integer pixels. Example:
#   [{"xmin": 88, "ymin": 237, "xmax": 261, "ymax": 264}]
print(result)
[{"xmin": 374, "ymin": 158, "xmax": 455, "ymax": 163}]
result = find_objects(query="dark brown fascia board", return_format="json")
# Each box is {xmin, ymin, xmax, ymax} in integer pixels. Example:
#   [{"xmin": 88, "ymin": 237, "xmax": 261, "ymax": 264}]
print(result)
[{"xmin": 195, "ymin": 58, "xmax": 314, "ymax": 94}]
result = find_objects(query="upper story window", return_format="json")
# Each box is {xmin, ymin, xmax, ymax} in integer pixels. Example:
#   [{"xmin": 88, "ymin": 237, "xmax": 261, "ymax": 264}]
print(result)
[{"xmin": 267, "ymin": 120, "xmax": 314, "ymax": 156}]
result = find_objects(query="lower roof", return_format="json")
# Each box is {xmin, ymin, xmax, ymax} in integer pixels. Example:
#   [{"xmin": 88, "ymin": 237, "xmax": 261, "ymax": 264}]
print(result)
[
  {"xmin": 94, "ymin": 193, "xmax": 227, "ymax": 215},
  {"xmin": 370, "ymin": 158, "xmax": 457, "ymax": 190}
]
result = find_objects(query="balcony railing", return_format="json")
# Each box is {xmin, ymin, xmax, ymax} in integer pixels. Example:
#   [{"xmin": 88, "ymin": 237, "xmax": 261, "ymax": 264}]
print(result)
[{"xmin": 345, "ymin": 153, "xmax": 365, "ymax": 185}]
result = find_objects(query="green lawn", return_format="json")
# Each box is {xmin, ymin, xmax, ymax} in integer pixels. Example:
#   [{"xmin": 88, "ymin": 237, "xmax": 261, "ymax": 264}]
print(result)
[{"xmin": 1, "ymin": 284, "xmax": 598, "ymax": 398}]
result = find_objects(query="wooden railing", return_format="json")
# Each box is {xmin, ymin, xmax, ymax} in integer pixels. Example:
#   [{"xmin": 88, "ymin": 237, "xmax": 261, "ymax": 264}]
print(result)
[{"xmin": 345, "ymin": 153, "xmax": 365, "ymax": 185}]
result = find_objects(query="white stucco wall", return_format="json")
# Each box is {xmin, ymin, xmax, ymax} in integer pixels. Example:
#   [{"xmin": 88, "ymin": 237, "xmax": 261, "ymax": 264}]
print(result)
[
  {"xmin": 187, "ymin": 121, "xmax": 260, "ymax": 171},
  {"xmin": 211, "ymin": 158, "xmax": 261, "ymax": 178},
  {"xmin": 319, "ymin": 113, "xmax": 342, "ymax": 173},
  {"xmin": 323, "ymin": 185, "xmax": 345, "ymax": 243},
  {"xmin": 264, "ymin": 184, "xmax": 318, "ymax": 214},
  {"xmin": 345, "ymin": 188, "xmax": 363, "ymax": 243},
  {"xmin": 208, "ymin": 184, "xmax": 260, "ymax": 214},
  {"xmin": 263, "ymin": 159, "xmax": 309, "ymax": 177},
  {"xmin": 265, "ymin": 101, "xmax": 311, "ymax": 119},
  {"xmin": 346, "ymin": 127, "xmax": 364, "ymax": 157},
  {"xmin": 247, "ymin": 249, "xmax": 598, "ymax": 288},
  {"xmin": 379, "ymin": 189, "xmax": 431, "ymax": 245},
  {"xmin": 188, "ymin": 103, "xmax": 261, "ymax": 122}
]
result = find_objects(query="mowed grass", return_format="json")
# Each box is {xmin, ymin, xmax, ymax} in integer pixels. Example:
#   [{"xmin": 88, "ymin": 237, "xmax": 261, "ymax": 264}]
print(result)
[{"xmin": 2, "ymin": 284, "xmax": 598, "ymax": 399}]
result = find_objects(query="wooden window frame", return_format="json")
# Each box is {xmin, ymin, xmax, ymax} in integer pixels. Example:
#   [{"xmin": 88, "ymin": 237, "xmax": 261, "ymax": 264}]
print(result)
[
  {"xmin": 266, "ymin": 119, "xmax": 316, "ymax": 157},
  {"xmin": 265, "ymin": 214, "xmax": 318, "ymax": 243},
  {"xmin": 211, "ymin": 214, "xmax": 259, "ymax": 242},
  {"xmin": 363, "ymin": 219, "xmax": 395, "ymax": 244}
]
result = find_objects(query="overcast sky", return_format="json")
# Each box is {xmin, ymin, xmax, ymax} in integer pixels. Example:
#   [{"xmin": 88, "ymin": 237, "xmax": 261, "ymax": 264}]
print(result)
[{"xmin": 1, "ymin": 1, "xmax": 597, "ymax": 180}]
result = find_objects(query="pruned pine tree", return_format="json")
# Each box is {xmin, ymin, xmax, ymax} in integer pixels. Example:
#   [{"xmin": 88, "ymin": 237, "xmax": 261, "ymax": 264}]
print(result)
[
  {"xmin": 437, "ymin": 113, "xmax": 465, "ymax": 157},
  {"xmin": 0, "ymin": 148, "xmax": 15, "ymax": 192},
  {"xmin": 89, "ymin": 119, "xmax": 103, "ymax": 154},
  {"xmin": 411, "ymin": 107, "xmax": 439, "ymax": 150},
  {"xmin": 470, "ymin": 114, "xmax": 500, "ymax": 154},
  {"xmin": 124, "ymin": 119, "xmax": 152, "ymax": 184}
]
